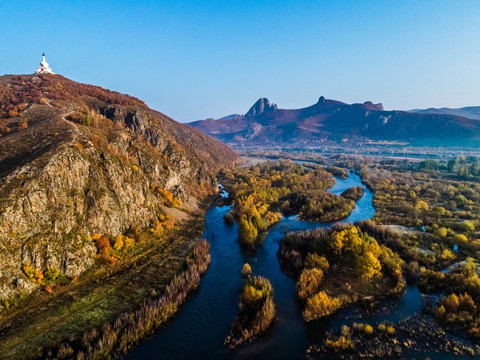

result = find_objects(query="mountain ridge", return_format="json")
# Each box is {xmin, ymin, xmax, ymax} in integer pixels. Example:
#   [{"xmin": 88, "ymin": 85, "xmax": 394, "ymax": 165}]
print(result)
[
  {"xmin": 409, "ymin": 106, "xmax": 480, "ymax": 120},
  {"xmin": 189, "ymin": 97, "xmax": 480, "ymax": 148}
]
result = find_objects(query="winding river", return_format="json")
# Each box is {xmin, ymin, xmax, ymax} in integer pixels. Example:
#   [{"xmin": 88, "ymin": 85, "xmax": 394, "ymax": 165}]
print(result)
[{"xmin": 127, "ymin": 172, "xmax": 451, "ymax": 360}]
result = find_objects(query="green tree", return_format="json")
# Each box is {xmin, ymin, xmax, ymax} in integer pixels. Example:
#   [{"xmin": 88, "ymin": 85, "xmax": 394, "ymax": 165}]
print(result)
[{"xmin": 447, "ymin": 158, "xmax": 457, "ymax": 173}]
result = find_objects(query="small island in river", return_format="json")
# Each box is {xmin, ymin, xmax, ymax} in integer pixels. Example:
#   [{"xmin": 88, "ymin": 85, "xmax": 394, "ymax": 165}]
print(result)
[{"xmin": 221, "ymin": 160, "xmax": 359, "ymax": 251}]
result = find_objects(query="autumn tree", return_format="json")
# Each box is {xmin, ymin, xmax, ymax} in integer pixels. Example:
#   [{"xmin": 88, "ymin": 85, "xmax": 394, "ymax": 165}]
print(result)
[
  {"xmin": 297, "ymin": 268, "xmax": 324, "ymax": 302},
  {"xmin": 238, "ymin": 215, "xmax": 258, "ymax": 247},
  {"xmin": 242, "ymin": 263, "xmax": 252, "ymax": 277},
  {"xmin": 303, "ymin": 291, "xmax": 341, "ymax": 321},
  {"xmin": 358, "ymin": 251, "xmax": 382, "ymax": 279}
]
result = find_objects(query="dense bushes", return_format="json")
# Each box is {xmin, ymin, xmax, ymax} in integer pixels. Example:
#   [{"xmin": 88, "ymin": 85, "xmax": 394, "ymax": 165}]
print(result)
[
  {"xmin": 359, "ymin": 163, "xmax": 480, "ymax": 257},
  {"xmin": 291, "ymin": 190, "xmax": 356, "ymax": 222},
  {"xmin": 304, "ymin": 253, "xmax": 329, "ymax": 271},
  {"xmin": 326, "ymin": 166, "xmax": 349, "ymax": 179},
  {"xmin": 22, "ymin": 262, "xmax": 61, "ymax": 285},
  {"xmin": 279, "ymin": 224, "xmax": 405, "ymax": 321},
  {"xmin": 357, "ymin": 162, "xmax": 480, "ymax": 269},
  {"xmin": 341, "ymin": 186, "xmax": 364, "ymax": 201},
  {"xmin": 280, "ymin": 225, "xmax": 391, "ymax": 279},
  {"xmin": 353, "ymin": 157, "xmax": 480, "ymax": 343},
  {"xmin": 157, "ymin": 187, "xmax": 183, "ymax": 208},
  {"xmin": 324, "ymin": 326, "xmax": 354, "ymax": 352},
  {"xmin": 419, "ymin": 257, "xmax": 480, "ymax": 296},
  {"xmin": 225, "ymin": 274, "xmax": 275, "ymax": 348},
  {"xmin": 310, "ymin": 317, "xmax": 476, "ymax": 358},
  {"xmin": 44, "ymin": 268, "xmax": 59, "ymax": 282},
  {"xmin": 93, "ymin": 233, "xmax": 136, "ymax": 265}
]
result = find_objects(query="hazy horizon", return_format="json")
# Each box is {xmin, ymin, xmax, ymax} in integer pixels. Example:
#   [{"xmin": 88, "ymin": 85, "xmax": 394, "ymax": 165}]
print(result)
[{"xmin": 1, "ymin": 0, "xmax": 479, "ymax": 122}]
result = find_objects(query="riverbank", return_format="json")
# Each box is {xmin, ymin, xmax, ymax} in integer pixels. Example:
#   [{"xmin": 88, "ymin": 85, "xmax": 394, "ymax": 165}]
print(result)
[{"xmin": 0, "ymin": 198, "xmax": 215, "ymax": 360}]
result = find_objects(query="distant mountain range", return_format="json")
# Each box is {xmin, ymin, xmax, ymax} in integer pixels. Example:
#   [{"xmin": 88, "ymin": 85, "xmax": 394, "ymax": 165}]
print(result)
[
  {"xmin": 189, "ymin": 97, "xmax": 480, "ymax": 148},
  {"xmin": 408, "ymin": 106, "xmax": 480, "ymax": 120}
]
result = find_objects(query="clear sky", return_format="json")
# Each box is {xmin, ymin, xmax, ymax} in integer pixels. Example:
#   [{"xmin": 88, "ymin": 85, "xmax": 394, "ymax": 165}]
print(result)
[{"xmin": 1, "ymin": 1, "xmax": 479, "ymax": 122}]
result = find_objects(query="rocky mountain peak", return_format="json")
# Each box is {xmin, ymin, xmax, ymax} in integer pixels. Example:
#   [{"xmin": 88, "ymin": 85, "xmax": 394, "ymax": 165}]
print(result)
[
  {"xmin": 363, "ymin": 101, "xmax": 384, "ymax": 111},
  {"xmin": 246, "ymin": 98, "xmax": 278, "ymax": 117}
]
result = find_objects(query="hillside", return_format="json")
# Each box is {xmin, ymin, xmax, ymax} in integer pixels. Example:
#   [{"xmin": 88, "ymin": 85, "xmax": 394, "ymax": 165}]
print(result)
[
  {"xmin": 409, "ymin": 106, "xmax": 480, "ymax": 120},
  {"xmin": 0, "ymin": 73, "xmax": 237, "ymax": 310},
  {"xmin": 189, "ymin": 97, "xmax": 480, "ymax": 148}
]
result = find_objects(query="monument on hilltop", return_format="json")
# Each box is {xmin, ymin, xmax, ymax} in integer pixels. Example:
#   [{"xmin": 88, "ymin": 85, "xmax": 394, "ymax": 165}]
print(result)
[{"xmin": 35, "ymin": 53, "xmax": 54, "ymax": 74}]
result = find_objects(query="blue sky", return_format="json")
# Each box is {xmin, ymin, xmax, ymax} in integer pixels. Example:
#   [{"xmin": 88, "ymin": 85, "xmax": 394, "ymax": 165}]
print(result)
[{"xmin": 1, "ymin": 1, "xmax": 479, "ymax": 122}]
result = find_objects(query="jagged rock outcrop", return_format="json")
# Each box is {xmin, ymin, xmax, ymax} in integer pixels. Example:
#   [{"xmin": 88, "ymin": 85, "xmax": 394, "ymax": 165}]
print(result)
[
  {"xmin": 246, "ymin": 98, "xmax": 278, "ymax": 117},
  {"xmin": 0, "ymin": 74, "xmax": 238, "ymax": 302}
]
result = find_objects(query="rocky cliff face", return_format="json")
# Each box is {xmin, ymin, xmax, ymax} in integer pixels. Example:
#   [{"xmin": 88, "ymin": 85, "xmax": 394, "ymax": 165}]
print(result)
[{"xmin": 0, "ymin": 74, "xmax": 238, "ymax": 303}]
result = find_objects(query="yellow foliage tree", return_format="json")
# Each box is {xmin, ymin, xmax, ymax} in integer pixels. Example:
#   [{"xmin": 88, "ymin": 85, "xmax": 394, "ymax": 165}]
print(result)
[
  {"xmin": 297, "ymin": 268, "xmax": 324, "ymax": 302},
  {"xmin": 358, "ymin": 251, "xmax": 382, "ymax": 279},
  {"xmin": 303, "ymin": 291, "xmax": 342, "ymax": 321},
  {"xmin": 22, "ymin": 262, "xmax": 35, "ymax": 279},
  {"xmin": 238, "ymin": 215, "xmax": 258, "ymax": 247},
  {"xmin": 330, "ymin": 226, "xmax": 362, "ymax": 255},
  {"xmin": 114, "ymin": 235, "xmax": 124, "ymax": 250},
  {"xmin": 242, "ymin": 263, "xmax": 252, "ymax": 277},
  {"xmin": 124, "ymin": 237, "xmax": 135, "ymax": 248},
  {"xmin": 34, "ymin": 270, "xmax": 44, "ymax": 284},
  {"xmin": 415, "ymin": 200, "xmax": 429, "ymax": 211}
]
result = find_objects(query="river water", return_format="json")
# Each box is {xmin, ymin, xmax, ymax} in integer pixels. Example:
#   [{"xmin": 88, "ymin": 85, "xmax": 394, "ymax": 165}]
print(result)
[{"xmin": 127, "ymin": 172, "xmax": 456, "ymax": 360}]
